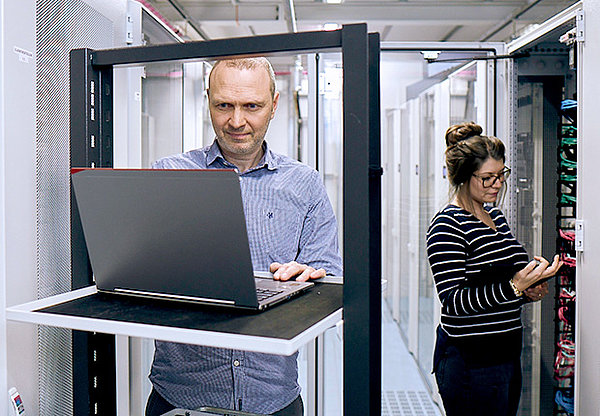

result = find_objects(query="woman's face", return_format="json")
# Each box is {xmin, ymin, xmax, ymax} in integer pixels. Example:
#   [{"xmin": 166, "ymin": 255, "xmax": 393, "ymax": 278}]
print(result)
[{"xmin": 467, "ymin": 157, "xmax": 506, "ymax": 205}]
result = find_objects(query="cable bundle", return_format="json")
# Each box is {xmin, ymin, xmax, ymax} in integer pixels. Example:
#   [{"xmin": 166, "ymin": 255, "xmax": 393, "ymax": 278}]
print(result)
[
  {"xmin": 559, "ymin": 229, "xmax": 575, "ymax": 241},
  {"xmin": 559, "ymin": 253, "xmax": 576, "ymax": 268},
  {"xmin": 561, "ymin": 100, "xmax": 577, "ymax": 125},
  {"xmin": 555, "ymin": 388, "xmax": 574, "ymax": 415},
  {"xmin": 555, "ymin": 338, "xmax": 575, "ymax": 382},
  {"xmin": 561, "ymin": 125, "xmax": 577, "ymax": 139},
  {"xmin": 554, "ymin": 109, "xmax": 577, "ymax": 415},
  {"xmin": 558, "ymin": 123, "xmax": 577, "ymax": 212}
]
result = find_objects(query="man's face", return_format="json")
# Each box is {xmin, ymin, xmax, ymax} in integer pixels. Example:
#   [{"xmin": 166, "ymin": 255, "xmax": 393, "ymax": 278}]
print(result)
[{"xmin": 208, "ymin": 64, "xmax": 279, "ymax": 158}]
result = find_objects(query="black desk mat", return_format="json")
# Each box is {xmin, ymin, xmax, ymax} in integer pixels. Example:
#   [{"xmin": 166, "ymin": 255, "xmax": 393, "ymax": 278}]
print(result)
[{"xmin": 36, "ymin": 283, "xmax": 342, "ymax": 340}]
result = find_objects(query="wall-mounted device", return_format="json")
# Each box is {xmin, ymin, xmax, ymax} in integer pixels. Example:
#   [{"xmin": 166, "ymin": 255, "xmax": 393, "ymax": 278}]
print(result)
[{"xmin": 8, "ymin": 387, "xmax": 25, "ymax": 415}]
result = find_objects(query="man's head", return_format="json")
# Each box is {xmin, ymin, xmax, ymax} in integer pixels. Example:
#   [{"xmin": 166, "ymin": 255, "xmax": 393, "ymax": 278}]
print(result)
[{"xmin": 207, "ymin": 58, "xmax": 279, "ymax": 163}]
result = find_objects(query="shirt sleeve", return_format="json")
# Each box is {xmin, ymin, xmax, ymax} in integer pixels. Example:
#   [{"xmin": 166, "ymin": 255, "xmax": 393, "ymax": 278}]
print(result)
[
  {"xmin": 426, "ymin": 215, "xmax": 521, "ymax": 316},
  {"xmin": 295, "ymin": 172, "xmax": 343, "ymax": 276}
]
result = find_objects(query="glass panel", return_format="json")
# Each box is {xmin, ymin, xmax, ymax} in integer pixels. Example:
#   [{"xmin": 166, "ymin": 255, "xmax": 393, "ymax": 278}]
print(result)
[
  {"xmin": 514, "ymin": 80, "xmax": 544, "ymax": 416},
  {"xmin": 398, "ymin": 105, "xmax": 412, "ymax": 338},
  {"xmin": 315, "ymin": 52, "xmax": 344, "ymax": 416},
  {"xmin": 317, "ymin": 53, "xmax": 344, "ymax": 249},
  {"xmin": 323, "ymin": 326, "xmax": 343, "ymax": 416},
  {"xmin": 141, "ymin": 61, "xmax": 184, "ymax": 166},
  {"xmin": 383, "ymin": 108, "xmax": 401, "ymax": 328},
  {"xmin": 449, "ymin": 63, "xmax": 477, "ymax": 125},
  {"xmin": 182, "ymin": 61, "xmax": 212, "ymax": 152},
  {"xmin": 417, "ymin": 91, "xmax": 436, "ymax": 380},
  {"xmin": 381, "ymin": 50, "xmax": 488, "ymax": 415},
  {"xmin": 138, "ymin": 56, "xmax": 306, "ymax": 168}
]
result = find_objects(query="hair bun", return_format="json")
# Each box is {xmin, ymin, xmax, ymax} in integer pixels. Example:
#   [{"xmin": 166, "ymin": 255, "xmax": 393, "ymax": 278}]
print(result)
[{"xmin": 445, "ymin": 122, "xmax": 483, "ymax": 147}]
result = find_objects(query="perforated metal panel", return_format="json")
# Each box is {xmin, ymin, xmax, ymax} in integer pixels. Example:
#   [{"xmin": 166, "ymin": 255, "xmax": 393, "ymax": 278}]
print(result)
[
  {"xmin": 35, "ymin": 2, "xmax": 113, "ymax": 414},
  {"xmin": 381, "ymin": 391, "xmax": 439, "ymax": 416},
  {"xmin": 505, "ymin": 59, "xmax": 519, "ymax": 228}
]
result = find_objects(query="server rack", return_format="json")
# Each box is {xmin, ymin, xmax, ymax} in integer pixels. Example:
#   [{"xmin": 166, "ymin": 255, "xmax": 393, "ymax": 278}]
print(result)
[
  {"xmin": 507, "ymin": 5, "xmax": 581, "ymax": 414},
  {"xmin": 553, "ymin": 104, "xmax": 577, "ymax": 415},
  {"xmin": 69, "ymin": 25, "xmax": 382, "ymax": 415}
]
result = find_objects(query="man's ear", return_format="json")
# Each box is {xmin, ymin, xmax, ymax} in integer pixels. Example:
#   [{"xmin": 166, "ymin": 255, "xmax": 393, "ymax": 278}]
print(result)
[{"xmin": 271, "ymin": 91, "xmax": 280, "ymax": 119}]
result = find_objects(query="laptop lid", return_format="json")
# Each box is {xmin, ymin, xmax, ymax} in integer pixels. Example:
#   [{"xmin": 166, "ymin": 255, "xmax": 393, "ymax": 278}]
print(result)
[{"xmin": 71, "ymin": 168, "xmax": 263, "ymax": 308}]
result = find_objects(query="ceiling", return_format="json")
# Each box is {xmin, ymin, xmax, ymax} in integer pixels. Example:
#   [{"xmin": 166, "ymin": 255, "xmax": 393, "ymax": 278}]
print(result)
[{"xmin": 141, "ymin": 0, "xmax": 578, "ymax": 43}]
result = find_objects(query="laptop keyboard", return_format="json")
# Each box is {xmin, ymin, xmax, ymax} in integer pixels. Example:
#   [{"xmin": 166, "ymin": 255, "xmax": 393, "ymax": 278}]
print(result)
[{"xmin": 256, "ymin": 287, "xmax": 284, "ymax": 302}]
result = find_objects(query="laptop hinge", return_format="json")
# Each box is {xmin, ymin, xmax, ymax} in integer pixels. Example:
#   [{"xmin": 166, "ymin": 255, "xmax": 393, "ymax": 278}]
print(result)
[{"xmin": 112, "ymin": 288, "xmax": 236, "ymax": 304}]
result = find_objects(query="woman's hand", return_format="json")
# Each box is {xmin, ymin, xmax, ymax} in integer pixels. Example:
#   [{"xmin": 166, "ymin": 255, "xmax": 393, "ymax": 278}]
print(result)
[
  {"xmin": 524, "ymin": 281, "xmax": 549, "ymax": 302},
  {"xmin": 511, "ymin": 255, "xmax": 563, "ymax": 292}
]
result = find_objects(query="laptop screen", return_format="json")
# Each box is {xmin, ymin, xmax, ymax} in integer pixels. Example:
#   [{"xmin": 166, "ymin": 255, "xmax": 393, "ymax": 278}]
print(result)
[{"xmin": 71, "ymin": 169, "xmax": 260, "ymax": 308}]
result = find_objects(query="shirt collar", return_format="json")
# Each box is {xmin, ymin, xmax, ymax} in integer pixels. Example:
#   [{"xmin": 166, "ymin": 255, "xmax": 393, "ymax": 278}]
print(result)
[
  {"xmin": 206, "ymin": 140, "xmax": 279, "ymax": 172},
  {"xmin": 206, "ymin": 140, "xmax": 227, "ymax": 167}
]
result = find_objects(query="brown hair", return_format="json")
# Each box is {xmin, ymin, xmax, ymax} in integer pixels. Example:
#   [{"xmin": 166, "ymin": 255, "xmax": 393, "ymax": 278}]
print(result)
[{"xmin": 444, "ymin": 122, "xmax": 506, "ymax": 205}]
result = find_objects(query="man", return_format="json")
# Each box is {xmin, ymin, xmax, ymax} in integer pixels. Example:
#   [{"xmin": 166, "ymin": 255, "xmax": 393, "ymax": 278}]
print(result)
[{"xmin": 145, "ymin": 57, "xmax": 342, "ymax": 416}]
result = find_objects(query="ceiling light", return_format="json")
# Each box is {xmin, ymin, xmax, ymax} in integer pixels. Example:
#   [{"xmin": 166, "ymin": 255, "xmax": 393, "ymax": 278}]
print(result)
[{"xmin": 322, "ymin": 23, "xmax": 340, "ymax": 31}]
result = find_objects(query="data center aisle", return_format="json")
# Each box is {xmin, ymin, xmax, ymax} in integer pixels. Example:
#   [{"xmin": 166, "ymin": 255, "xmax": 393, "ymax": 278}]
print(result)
[
  {"xmin": 381, "ymin": 301, "xmax": 442, "ymax": 416},
  {"xmin": 299, "ymin": 298, "xmax": 442, "ymax": 416}
]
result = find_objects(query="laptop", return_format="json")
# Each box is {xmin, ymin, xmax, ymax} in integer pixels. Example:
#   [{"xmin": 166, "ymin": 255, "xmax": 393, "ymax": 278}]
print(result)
[{"xmin": 70, "ymin": 168, "xmax": 313, "ymax": 310}]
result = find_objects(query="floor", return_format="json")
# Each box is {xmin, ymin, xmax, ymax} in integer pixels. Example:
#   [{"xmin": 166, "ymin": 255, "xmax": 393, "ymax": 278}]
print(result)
[
  {"xmin": 381, "ymin": 301, "xmax": 442, "ymax": 416},
  {"xmin": 298, "ymin": 298, "xmax": 443, "ymax": 416}
]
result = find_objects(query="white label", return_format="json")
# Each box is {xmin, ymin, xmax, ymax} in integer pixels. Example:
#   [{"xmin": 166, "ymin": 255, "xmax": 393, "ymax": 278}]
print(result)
[
  {"xmin": 576, "ymin": 9, "xmax": 585, "ymax": 42},
  {"xmin": 421, "ymin": 51, "xmax": 440, "ymax": 60},
  {"xmin": 13, "ymin": 46, "xmax": 34, "ymax": 64},
  {"xmin": 126, "ymin": 13, "xmax": 134, "ymax": 44},
  {"xmin": 575, "ymin": 220, "xmax": 584, "ymax": 252}
]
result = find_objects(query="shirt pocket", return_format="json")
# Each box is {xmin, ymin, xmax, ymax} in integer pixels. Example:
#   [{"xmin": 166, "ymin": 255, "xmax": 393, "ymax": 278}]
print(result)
[{"xmin": 260, "ymin": 207, "xmax": 303, "ymax": 265}]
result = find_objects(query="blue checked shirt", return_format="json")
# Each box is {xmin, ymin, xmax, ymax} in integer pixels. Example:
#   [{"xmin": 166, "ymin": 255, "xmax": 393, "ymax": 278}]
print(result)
[{"xmin": 149, "ymin": 140, "xmax": 342, "ymax": 413}]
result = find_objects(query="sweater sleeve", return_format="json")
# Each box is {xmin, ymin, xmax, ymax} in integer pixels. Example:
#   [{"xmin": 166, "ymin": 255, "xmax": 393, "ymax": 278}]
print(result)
[{"xmin": 426, "ymin": 214, "xmax": 521, "ymax": 316}]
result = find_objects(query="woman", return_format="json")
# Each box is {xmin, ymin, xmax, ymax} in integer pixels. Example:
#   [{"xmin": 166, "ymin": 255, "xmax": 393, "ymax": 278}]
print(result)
[{"xmin": 426, "ymin": 122, "xmax": 562, "ymax": 416}]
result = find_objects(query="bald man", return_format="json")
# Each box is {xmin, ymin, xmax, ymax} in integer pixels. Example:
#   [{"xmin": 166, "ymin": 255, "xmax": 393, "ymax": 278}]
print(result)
[{"xmin": 146, "ymin": 58, "xmax": 342, "ymax": 416}]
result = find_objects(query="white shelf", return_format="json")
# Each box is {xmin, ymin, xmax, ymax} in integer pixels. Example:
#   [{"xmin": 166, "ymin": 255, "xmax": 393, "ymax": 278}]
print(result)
[{"xmin": 6, "ymin": 286, "xmax": 343, "ymax": 356}]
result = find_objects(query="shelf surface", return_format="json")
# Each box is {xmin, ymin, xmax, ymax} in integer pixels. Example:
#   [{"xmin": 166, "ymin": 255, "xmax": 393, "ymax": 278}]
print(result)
[{"xmin": 7, "ymin": 282, "xmax": 343, "ymax": 355}]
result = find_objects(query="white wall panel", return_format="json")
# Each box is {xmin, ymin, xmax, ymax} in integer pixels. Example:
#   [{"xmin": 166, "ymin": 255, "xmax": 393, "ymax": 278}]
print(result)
[
  {"xmin": 1, "ymin": 0, "xmax": 127, "ymax": 414},
  {"xmin": 1, "ymin": 0, "xmax": 39, "ymax": 413},
  {"xmin": 576, "ymin": 1, "xmax": 600, "ymax": 414}
]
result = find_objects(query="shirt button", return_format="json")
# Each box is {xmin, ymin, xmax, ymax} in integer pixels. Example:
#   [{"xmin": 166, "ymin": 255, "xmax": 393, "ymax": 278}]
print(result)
[{"xmin": 233, "ymin": 360, "xmax": 240, "ymax": 367}]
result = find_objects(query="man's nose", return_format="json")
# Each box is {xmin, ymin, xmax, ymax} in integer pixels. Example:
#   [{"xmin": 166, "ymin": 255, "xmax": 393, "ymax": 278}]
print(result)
[{"xmin": 229, "ymin": 108, "xmax": 246, "ymax": 128}]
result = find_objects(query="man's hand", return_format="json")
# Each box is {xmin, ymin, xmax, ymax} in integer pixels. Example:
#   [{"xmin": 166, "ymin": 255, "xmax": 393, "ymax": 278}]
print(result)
[{"xmin": 269, "ymin": 261, "xmax": 326, "ymax": 282}]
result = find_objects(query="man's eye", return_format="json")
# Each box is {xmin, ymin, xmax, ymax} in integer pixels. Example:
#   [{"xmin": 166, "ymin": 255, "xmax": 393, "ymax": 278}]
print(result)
[
  {"xmin": 246, "ymin": 103, "xmax": 258, "ymax": 109},
  {"xmin": 217, "ymin": 103, "xmax": 230, "ymax": 109}
]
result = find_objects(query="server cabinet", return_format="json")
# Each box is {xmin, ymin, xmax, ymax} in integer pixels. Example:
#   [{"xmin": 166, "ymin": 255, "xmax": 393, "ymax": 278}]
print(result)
[{"xmin": 505, "ymin": 3, "xmax": 581, "ymax": 415}]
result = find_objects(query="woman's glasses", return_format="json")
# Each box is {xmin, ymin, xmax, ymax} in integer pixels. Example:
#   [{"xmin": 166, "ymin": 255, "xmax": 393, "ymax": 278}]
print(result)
[{"xmin": 472, "ymin": 167, "xmax": 511, "ymax": 188}]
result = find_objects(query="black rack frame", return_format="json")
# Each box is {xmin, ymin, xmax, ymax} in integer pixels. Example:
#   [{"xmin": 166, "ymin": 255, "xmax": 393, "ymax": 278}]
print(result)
[{"xmin": 69, "ymin": 24, "xmax": 381, "ymax": 415}]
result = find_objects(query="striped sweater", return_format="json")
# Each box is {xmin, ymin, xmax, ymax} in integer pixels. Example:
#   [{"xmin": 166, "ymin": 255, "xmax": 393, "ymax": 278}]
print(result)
[{"xmin": 427, "ymin": 204, "xmax": 529, "ymax": 340}]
